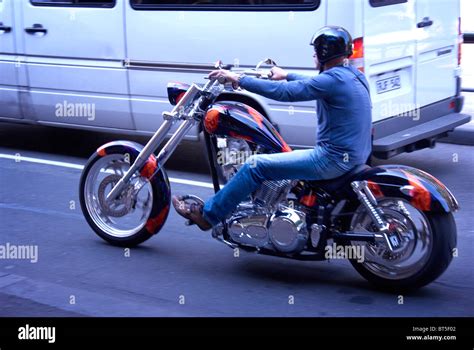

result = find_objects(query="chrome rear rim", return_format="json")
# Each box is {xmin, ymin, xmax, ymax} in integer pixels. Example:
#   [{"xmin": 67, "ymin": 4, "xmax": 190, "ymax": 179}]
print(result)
[{"xmin": 350, "ymin": 198, "xmax": 433, "ymax": 280}]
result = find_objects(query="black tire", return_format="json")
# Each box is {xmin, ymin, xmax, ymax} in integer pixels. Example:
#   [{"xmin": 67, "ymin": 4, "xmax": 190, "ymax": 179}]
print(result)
[
  {"xmin": 350, "ymin": 211, "xmax": 457, "ymax": 292},
  {"xmin": 79, "ymin": 150, "xmax": 170, "ymax": 247}
]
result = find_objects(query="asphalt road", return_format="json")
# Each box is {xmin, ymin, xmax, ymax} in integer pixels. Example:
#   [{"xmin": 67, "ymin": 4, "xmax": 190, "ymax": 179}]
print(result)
[{"xmin": 0, "ymin": 123, "xmax": 473, "ymax": 317}]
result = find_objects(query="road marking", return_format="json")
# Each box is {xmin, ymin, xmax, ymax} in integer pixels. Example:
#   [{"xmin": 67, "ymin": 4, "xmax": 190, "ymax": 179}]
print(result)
[
  {"xmin": 0, "ymin": 154, "xmax": 84, "ymax": 169},
  {"xmin": 0, "ymin": 203, "xmax": 83, "ymax": 220},
  {"xmin": 269, "ymin": 107, "xmax": 316, "ymax": 114},
  {"xmin": 0, "ymin": 153, "xmax": 214, "ymax": 189}
]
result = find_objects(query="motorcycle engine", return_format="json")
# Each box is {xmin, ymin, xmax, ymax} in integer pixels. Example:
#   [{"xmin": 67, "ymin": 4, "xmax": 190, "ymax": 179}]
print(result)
[
  {"xmin": 216, "ymin": 136, "xmax": 309, "ymax": 254},
  {"xmin": 267, "ymin": 208, "xmax": 308, "ymax": 253},
  {"xmin": 217, "ymin": 137, "xmax": 254, "ymax": 182},
  {"xmin": 227, "ymin": 180, "xmax": 309, "ymax": 254}
]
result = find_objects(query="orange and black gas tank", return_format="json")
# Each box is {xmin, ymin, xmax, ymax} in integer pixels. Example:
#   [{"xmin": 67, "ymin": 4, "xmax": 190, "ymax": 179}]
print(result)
[{"xmin": 204, "ymin": 101, "xmax": 292, "ymax": 154}]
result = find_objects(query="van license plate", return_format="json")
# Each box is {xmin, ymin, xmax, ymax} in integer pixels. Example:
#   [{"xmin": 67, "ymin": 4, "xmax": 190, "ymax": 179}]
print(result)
[{"xmin": 376, "ymin": 75, "xmax": 401, "ymax": 94}]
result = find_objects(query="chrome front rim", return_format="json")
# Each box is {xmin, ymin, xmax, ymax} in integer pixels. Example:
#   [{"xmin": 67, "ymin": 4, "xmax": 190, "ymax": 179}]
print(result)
[
  {"xmin": 350, "ymin": 198, "xmax": 433, "ymax": 280},
  {"xmin": 84, "ymin": 154, "xmax": 153, "ymax": 238}
]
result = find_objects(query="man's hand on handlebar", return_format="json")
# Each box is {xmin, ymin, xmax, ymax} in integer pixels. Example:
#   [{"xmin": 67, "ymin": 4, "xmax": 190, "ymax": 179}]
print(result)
[
  {"xmin": 208, "ymin": 70, "xmax": 240, "ymax": 85},
  {"xmin": 208, "ymin": 65, "xmax": 289, "ymax": 87},
  {"xmin": 268, "ymin": 67, "xmax": 288, "ymax": 81}
]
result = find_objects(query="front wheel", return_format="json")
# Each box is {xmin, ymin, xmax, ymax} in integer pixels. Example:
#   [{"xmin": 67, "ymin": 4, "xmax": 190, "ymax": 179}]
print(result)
[
  {"xmin": 79, "ymin": 148, "xmax": 170, "ymax": 247},
  {"xmin": 348, "ymin": 198, "xmax": 457, "ymax": 291}
]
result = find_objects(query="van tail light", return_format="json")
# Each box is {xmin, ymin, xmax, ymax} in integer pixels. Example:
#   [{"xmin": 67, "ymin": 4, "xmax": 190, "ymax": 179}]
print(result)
[
  {"xmin": 458, "ymin": 17, "xmax": 462, "ymax": 66},
  {"xmin": 350, "ymin": 37, "xmax": 365, "ymax": 73}
]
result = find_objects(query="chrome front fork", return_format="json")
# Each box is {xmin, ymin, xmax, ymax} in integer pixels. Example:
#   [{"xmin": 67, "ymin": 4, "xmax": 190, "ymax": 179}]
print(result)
[
  {"xmin": 106, "ymin": 118, "xmax": 195, "ymax": 202},
  {"xmin": 106, "ymin": 85, "xmax": 203, "ymax": 202}
]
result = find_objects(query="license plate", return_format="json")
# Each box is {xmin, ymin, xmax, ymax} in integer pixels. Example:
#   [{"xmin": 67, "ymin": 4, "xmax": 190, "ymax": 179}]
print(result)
[{"xmin": 376, "ymin": 75, "xmax": 401, "ymax": 94}]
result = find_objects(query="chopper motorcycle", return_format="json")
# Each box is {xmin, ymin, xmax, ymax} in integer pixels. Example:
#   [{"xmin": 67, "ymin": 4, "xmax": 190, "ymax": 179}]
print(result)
[{"xmin": 79, "ymin": 60, "xmax": 458, "ymax": 291}]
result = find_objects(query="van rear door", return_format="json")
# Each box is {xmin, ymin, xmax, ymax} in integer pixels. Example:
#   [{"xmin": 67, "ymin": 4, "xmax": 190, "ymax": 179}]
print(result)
[
  {"xmin": 0, "ymin": 0, "xmax": 22, "ymax": 120},
  {"xmin": 415, "ymin": 0, "xmax": 459, "ymax": 107},
  {"xmin": 363, "ymin": 0, "xmax": 416, "ymax": 123}
]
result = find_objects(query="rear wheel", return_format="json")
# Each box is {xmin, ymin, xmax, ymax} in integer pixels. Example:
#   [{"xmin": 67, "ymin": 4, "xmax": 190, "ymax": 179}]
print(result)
[{"xmin": 348, "ymin": 198, "xmax": 457, "ymax": 291}]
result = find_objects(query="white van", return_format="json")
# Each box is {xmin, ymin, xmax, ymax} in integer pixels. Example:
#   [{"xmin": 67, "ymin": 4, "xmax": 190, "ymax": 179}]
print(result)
[{"xmin": 0, "ymin": 0, "xmax": 470, "ymax": 159}]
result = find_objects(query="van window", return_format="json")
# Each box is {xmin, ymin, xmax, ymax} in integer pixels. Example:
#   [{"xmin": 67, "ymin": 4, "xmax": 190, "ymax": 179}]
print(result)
[
  {"xmin": 30, "ymin": 0, "xmax": 115, "ymax": 7},
  {"xmin": 130, "ymin": 0, "xmax": 320, "ymax": 11},
  {"xmin": 369, "ymin": 0, "xmax": 407, "ymax": 7}
]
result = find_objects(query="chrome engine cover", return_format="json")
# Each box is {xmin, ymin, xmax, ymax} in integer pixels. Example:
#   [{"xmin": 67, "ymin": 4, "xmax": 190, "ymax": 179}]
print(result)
[
  {"xmin": 268, "ymin": 208, "xmax": 308, "ymax": 253},
  {"xmin": 222, "ymin": 177, "xmax": 308, "ymax": 254},
  {"xmin": 226, "ymin": 205, "xmax": 309, "ymax": 254},
  {"xmin": 228, "ymin": 208, "xmax": 270, "ymax": 249}
]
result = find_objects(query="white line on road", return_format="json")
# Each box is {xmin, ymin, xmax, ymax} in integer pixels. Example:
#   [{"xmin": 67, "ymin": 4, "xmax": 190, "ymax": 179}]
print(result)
[
  {"xmin": 0, "ymin": 153, "xmax": 215, "ymax": 189},
  {"xmin": 0, "ymin": 154, "xmax": 84, "ymax": 170}
]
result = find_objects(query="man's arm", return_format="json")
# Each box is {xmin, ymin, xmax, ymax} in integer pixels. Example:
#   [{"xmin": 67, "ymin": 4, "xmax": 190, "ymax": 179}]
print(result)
[
  {"xmin": 239, "ymin": 73, "xmax": 333, "ymax": 102},
  {"xmin": 269, "ymin": 67, "xmax": 312, "ymax": 82},
  {"xmin": 286, "ymin": 72, "xmax": 314, "ymax": 81}
]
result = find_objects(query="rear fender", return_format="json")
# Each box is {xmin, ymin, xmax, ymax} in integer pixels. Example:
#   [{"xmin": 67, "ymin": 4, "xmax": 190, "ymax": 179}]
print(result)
[{"xmin": 361, "ymin": 165, "xmax": 459, "ymax": 213}]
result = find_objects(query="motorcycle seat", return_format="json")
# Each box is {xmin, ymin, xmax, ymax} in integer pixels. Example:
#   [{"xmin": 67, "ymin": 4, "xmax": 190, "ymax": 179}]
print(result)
[{"xmin": 309, "ymin": 164, "xmax": 372, "ymax": 193}]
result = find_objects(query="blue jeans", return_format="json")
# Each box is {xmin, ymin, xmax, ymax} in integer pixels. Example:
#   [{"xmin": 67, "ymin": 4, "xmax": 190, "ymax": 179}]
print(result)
[{"xmin": 203, "ymin": 147, "xmax": 355, "ymax": 227}]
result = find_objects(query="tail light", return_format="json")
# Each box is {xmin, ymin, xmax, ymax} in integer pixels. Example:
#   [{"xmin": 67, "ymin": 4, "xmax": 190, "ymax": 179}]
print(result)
[
  {"xmin": 350, "ymin": 37, "xmax": 365, "ymax": 73},
  {"xmin": 458, "ymin": 17, "xmax": 462, "ymax": 66}
]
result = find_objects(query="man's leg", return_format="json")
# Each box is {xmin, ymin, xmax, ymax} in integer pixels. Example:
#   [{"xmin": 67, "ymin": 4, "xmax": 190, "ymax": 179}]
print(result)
[{"xmin": 202, "ymin": 147, "xmax": 347, "ymax": 226}]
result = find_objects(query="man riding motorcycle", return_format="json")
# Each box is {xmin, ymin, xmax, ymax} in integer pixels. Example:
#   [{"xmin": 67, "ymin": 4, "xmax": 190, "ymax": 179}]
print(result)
[{"xmin": 172, "ymin": 26, "xmax": 372, "ymax": 231}]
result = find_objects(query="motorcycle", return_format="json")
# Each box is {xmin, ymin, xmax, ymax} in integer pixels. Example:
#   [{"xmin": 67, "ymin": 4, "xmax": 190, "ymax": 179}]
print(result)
[{"xmin": 79, "ymin": 59, "xmax": 458, "ymax": 291}]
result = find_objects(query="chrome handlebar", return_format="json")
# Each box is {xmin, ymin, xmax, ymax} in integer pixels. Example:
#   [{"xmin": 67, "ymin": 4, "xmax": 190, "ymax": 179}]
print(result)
[{"xmin": 165, "ymin": 58, "xmax": 278, "ymax": 120}]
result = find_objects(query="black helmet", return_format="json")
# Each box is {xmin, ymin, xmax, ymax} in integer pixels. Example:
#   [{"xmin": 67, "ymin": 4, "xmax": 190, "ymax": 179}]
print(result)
[{"xmin": 310, "ymin": 26, "xmax": 353, "ymax": 64}]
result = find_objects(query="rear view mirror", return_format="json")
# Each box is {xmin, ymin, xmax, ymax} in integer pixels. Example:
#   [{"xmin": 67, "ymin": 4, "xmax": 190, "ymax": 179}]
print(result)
[{"xmin": 255, "ymin": 58, "xmax": 277, "ymax": 70}]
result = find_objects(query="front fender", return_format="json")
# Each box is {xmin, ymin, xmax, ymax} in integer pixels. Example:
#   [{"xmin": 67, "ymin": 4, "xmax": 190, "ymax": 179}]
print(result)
[
  {"xmin": 95, "ymin": 140, "xmax": 171, "ymax": 234},
  {"xmin": 97, "ymin": 140, "xmax": 162, "ymax": 179},
  {"xmin": 363, "ymin": 165, "xmax": 459, "ymax": 213}
]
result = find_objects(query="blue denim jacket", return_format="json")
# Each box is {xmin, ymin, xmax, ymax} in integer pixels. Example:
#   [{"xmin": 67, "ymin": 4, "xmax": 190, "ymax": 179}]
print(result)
[{"xmin": 239, "ymin": 65, "xmax": 372, "ymax": 166}]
